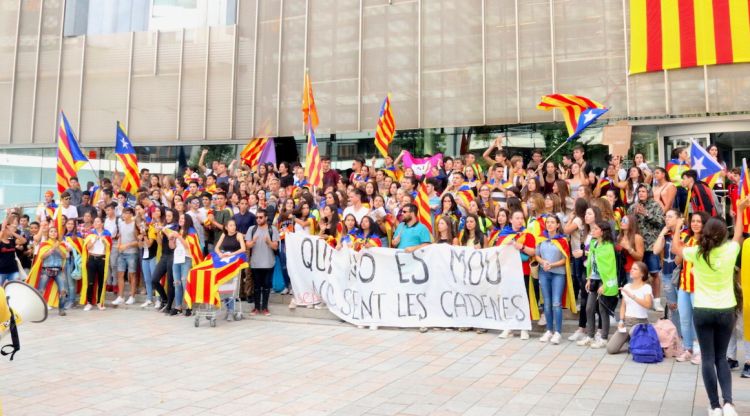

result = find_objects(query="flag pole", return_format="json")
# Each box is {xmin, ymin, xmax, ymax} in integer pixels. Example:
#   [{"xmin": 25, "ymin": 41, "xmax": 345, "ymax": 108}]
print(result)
[{"xmin": 537, "ymin": 139, "xmax": 570, "ymax": 172}]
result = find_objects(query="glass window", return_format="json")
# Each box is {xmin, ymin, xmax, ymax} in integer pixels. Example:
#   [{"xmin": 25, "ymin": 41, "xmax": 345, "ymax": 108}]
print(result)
[{"xmin": 64, "ymin": 0, "xmax": 236, "ymax": 37}]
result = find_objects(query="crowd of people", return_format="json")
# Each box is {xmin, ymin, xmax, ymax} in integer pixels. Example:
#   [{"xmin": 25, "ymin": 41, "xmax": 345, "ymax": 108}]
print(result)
[{"xmin": 0, "ymin": 140, "xmax": 748, "ymax": 415}]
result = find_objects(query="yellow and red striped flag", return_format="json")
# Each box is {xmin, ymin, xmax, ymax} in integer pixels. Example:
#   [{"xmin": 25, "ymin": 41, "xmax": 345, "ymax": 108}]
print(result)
[
  {"xmin": 184, "ymin": 252, "xmax": 248, "ymax": 308},
  {"xmin": 115, "ymin": 122, "xmax": 140, "ymax": 194},
  {"xmin": 302, "ymin": 70, "xmax": 319, "ymax": 131},
  {"xmin": 630, "ymin": 0, "xmax": 750, "ymax": 74},
  {"xmin": 415, "ymin": 180, "xmax": 433, "ymax": 235},
  {"xmin": 240, "ymin": 137, "xmax": 268, "ymax": 171},
  {"xmin": 374, "ymin": 95, "xmax": 396, "ymax": 158},
  {"xmin": 53, "ymin": 205, "xmax": 64, "ymax": 237},
  {"xmin": 56, "ymin": 111, "xmax": 89, "ymax": 193},
  {"xmin": 740, "ymin": 158, "xmax": 750, "ymax": 340},
  {"xmin": 536, "ymin": 94, "xmax": 605, "ymax": 137},
  {"xmin": 304, "ymin": 120, "xmax": 323, "ymax": 188},
  {"xmin": 26, "ymin": 241, "xmax": 67, "ymax": 308}
]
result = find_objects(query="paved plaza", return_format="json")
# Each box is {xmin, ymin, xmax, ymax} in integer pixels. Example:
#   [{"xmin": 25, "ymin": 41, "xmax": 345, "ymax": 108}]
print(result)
[{"xmin": 1, "ymin": 304, "xmax": 748, "ymax": 416}]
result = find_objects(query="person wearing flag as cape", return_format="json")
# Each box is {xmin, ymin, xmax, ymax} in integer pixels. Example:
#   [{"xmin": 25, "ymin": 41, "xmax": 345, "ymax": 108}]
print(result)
[
  {"xmin": 534, "ymin": 215, "xmax": 577, "ymax": 345},
  {"xmin": 26, "ymin": 226, "xmax": 69, "ymax": 316},
  {"xmin": 496, "ymin": 210, "xmax": 537, "ymax": 340},
  {"xmin": 167, "ymin": 213, "xmax": 204, "ymax": 316},
  {"xmin": 81, "ymin": 217, "xmax": 112, "ymax": 311}
]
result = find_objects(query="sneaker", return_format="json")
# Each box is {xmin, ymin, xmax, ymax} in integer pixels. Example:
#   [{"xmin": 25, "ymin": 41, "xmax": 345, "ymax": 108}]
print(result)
[
  {"xmin": 741, "ymin": 363, "xmax": 750, "ymax": 378},
  {"xmin": 591, "ymin": 338, "xmax": 607, "ymax": 349},
  {"xmin": 707, "ymin": 406, "xmax": 723, "ymax": 416},
  {"xmin": 498, "ymin": 329, "xmax": 513, "ymax": 339},
  {"xmin": 262, "ymin": 309, "xmax": 271, "ymax": 316},
  {"xmin": 568, "ymin": 329, "xmax": 585, "ymax": 342},
  {"xmin": 288, "ymin": 300, "xmax": 297, "ymax": 309},
  {"xmin": 728, "ymin": 358, "xmax": 739, "ymax": 370},
  {"xmin": 675, "ymin": 350, "xmax": 693, "ymax": 362},
  {"xmin": 185, "ymin": 309, "xmax": 192, "ymax": 317},
  {"xmin": 594, "ymin": 332, "xmax": 603, "ymax": 343},
  {"xmin": 153, "ymin": 300, "xmax": 162, "ymax": 309},
  {"xmin": 723, "ymin": 403, "xmax": 738, "ymax": 416},
  {"xmin": 83, "ymin": 304, "xmax": 92, "ymax": 311},
  {"xmin": 47, "ymin": 305, "xmax": 52, "ymax": 310},
  {"xmin": 250, "ymin": 309, "xmax": 259, "ymax": 316},
  {"xmin": 112, "ymin": 296, "xmax": 124, "ymax": 306},
  {"xmin": 125, "ymin": 296, "xmax": 135, "ymax": 305},
  {"xmin": 475, "ymin": 328, "xmax": 488, "ymax": 334},
  {"xmin": 169, "ymin": 309, "xmax": 180, "ymax": 316},
  {"xmin": 140, "ymin": 300, "xmax": 153, "ymax": 308},
  {"xmin": 538, "ymin": 315, "xmax": 547, "ymax": 326},
  {"xmin": 539, "ymin": 330, "xmax": 553, "ymax": 343},
  {"xmin": 280, "ymin": 288, "xmax": 290, "ymax": 295},
  {"xmin": 357, "ymin": 325, "xmax": 365, "ymax": 329},
  {"xmin": 654, "ymin": 298, "xmax": 664, "ymax": 312},
  {"xmin": 419, "ymin": 327, "xmax": 429, "ymax": 333},
  {"xmin": 550, "ymin": 332, "xmax": 561, "ymax": 345},
  {"xmin": 97, "ymin": 304, "xmax": 106, "ymax": 311},
  {"xmin": 520, "ymin": 330, "xmax": 530, "ymax": 340},
  {"xmin": 576, "ymin": 336, "xmax": 593, "ymax": 347},
  {"xmin": 313, "ymin": 303, "xmax": 326, "ymax": 310},
  {"xmin": 58, "ymin": 308, "xmax": 66, "ymax": 316},
  {"xmin": 691, "ymin": 353, "xmax": 702, "ymax": 365},
  {"xmin": 369, "ymin": 325, "xmax": 378, "ymax": 330}
]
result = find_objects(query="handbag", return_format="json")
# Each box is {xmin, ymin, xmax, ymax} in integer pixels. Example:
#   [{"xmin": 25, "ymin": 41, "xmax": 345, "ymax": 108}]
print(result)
[{"xmin": 671, "ymin": 264, "xmax": 682, "ymax": 287}]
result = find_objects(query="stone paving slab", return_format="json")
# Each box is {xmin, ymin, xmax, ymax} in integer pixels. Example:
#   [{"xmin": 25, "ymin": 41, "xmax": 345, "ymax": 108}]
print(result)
[{"xmin": 1, "ymin": 303, "xmax": 748, "ymax": 416}]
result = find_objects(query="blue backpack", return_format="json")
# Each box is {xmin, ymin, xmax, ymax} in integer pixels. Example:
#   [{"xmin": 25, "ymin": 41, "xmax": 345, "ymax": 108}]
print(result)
[{"xmin": 629, "ymin": 323, "xmax": 664, "ymax": 363}]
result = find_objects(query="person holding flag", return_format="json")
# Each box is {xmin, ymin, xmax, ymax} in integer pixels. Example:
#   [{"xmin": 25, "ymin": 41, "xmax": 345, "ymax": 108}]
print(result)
[
  {"xmin": 26, "ymin": 226, "xmax": 68, "ymax": 316},
  {"xmin": 168, "ymin": 213, "xmax": 203, "ymax": 317},
  {"xmin": 534, "ymin": 215, "xmax": 572, "ymax": 345},
  {"xmin": 81, "ymin": 217, "xmax": 112, "ymax": 311},
  {"xmin": 496, "ymin": 210, "xmax": 537, "ymax": 340}
]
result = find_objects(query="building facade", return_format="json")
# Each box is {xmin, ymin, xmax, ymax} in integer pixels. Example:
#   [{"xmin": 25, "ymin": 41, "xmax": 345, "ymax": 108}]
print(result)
[{"xmin": 1, "ymin": 0, "xmax": 749, "ymax": 205}]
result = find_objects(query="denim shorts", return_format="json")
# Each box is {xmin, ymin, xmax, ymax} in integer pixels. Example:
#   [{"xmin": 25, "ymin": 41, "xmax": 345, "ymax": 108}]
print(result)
[
  {"xmin": 116, "ymin": 251, "xmax": 138, "ymax": 273},
  {"xmin": 643, "ymin": 250, "xmax": 661, "ymax": 273}
]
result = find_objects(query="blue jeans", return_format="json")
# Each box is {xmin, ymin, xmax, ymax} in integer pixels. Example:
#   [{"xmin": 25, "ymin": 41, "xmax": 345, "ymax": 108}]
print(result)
[
  {"xmin": 538, "ymin": 270, "xmax": 565, "ymax": 333},
  {"xmin": 661, "ymin": 272, "xmax": 680, "ymax": 334},
  {"xmin": 64, "ymin": 264, "xmax": 77, "ymax": 308},
  {"xmin": 39, "ymin": 269, "xmax": 67, "ymax": 302},
  {"xmin": 0, "ymin": 272, "xmax": 20, "ymax": 285},
  {"xmin": 678, "ymin": 289, "xmax": 698, "ymax": 351},
  {"xmin": 172, "ymin": 258, "xmax": 192, "ymax": 310},
  {"xmin": 141, "ymin": 257, "xmax": 157, "ymax": 301}
]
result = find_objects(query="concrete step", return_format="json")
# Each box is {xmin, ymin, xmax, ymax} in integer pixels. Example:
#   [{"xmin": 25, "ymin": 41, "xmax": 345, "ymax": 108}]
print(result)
[{"xmin": 82, "ymin": 291, "xmax": 666, "ymax": 336}]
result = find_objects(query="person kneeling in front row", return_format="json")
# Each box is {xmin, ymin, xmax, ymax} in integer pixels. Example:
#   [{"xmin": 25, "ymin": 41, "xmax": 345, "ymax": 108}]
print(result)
[{"xmin": 607, "ymin": 261, "xmax": 653, "ymax": 354}]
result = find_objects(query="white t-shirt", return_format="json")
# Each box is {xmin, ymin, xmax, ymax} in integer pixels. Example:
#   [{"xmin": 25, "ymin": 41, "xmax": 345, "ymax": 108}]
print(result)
[
  {"xmin": 623, "ymin": 283, "xmax": 652, "ymax": 319},
  {"xmin": 173, "ymin": 239, "xmax": 187, "ymax": 264},
  {"xmin": 342, "ymin": 205, "xmax": 370, "ymax": 224},
  {"xmin": 57, "ymin": 205, "xmax": 78, "ymax": 221}
]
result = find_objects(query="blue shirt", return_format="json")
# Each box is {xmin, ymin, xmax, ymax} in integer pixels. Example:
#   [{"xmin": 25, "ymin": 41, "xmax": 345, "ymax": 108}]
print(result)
[
  {"xmin": 536, "ymin": 240, "xmax": 566, "ymax": 275},
  {"xmin": 394, "ymin": 222, "xmax": 432, "ymax": 250},
  {"xmin": 233, "ymin": 211, "xmax": 257, "ymax": 234}
]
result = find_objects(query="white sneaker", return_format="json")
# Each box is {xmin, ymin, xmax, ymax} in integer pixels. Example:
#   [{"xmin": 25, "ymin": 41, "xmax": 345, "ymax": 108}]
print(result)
[
  {"xmin": 568, "ymin": 330, "xmax": 584, "ymax": 342},
  {"xmin": 539, "ymin": 330, "xmax": 553, "ymax": 343},
  {"xmin": 140, "ymin": 300, "xmax": 153, "ymax": 308},
  {"xmin": 369, "ymin": 325, "xmax": 378, "ymax": 330},
  {"xmin": 654, "ymin": 298, "xmax": 664, "ymax": 312},
  {"xmin": 288, "ymin": 299, "xmax": 297, "ymax": 309},
  {"xmin": 357, "ymin": 325, "xmax": 365, "ymax": 329},
  {"xmin": 314, "ymin": 303, "xmax": 326, "ymax": 310},
  {"xmin": 498, "ymin": 329, "xmax": 513, "ymax": 339},
  {"xmin": 112, "ymin": 296, "xmax": 124, "ymax": 306},
  {"xmin": 83, "ymin": 304, "xmax": 92, "ymax": 311},
  {"xmin": 591, "ymin": 338, "xmax": 607, "ymax": 349},
  {"xmin": 594, "ymin": 332, "xmax": 603, "ymax": 342},
  {"xmin": 538, "ymin": 315, "xmax": 546, "ymax": 326},
  {"xmin": 153, "ymin": 300, "xmax": 162, "ymax": 309},
  {"xmin": 280, "ymin": 288, "xmax": 290, "ymax": 295},
  {"xmin": 125, "ymin": 296, "xmax": 135, "ymax": 305},
  {"xmin": 723, "ymin": 403, "xmax": 738, "ymax": 416},
  {"xmin": 708, "ymin": 406, "xmax": 723, "ymax": 416},
  {"xmin": 576, "ymin": 336, "xmax": 593, "ymax": 346},
  {"xmin": 520, "ymin": 330, "xmax": 530, "ymax": 340},
  {"xmin": 550, "ymin": 332, "xmax": 561, "ymax": 345}
]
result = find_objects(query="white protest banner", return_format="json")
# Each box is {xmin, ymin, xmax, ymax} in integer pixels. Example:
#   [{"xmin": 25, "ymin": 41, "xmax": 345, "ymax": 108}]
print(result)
[{"xmin": 285, "ymin": 232, "xmax": 532, "ymax": 330}]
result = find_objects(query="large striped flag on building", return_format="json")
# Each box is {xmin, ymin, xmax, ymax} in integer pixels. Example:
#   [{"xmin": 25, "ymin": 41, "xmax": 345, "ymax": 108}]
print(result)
[
  {"xmin": 374, "ymin": 94, "xmax": 396, "ymax": 158},
  {"xmin": 184, "ymin": 252, "xmax": 248, "ymax": 308},
  {"xmin": 56, "ymin": 111, "xmax": 88, "ymax": 193},
  {"xmin": 302, "ymin": 70, "xmax": 319, "ymax": 131},
  {"xmin": 415, "ymin": 180, "xmax": 433, "ymax": 234},
  {"xmin": 304, "ymin": 119, "xmax": 323, "ymax": 188},
  {"xmin": 741, "ymin": 158, "xmax": 750, "ymax": 340},
  {"xmin": 115, "ymin": 122, "xmax": 140, "ymax": 194},
  {"xmin": 630, "ymin": 0, "xmax": 750, "ymax": 74},
  {"xmin": 536, "ymin": 94, "xmax": 606, "ymax": 137},
  {"xmin": 240, "ymin": 137, "xmax": 269, "ymax": 170}
]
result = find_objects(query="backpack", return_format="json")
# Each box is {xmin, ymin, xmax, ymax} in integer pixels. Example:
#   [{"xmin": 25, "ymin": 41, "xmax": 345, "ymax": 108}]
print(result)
[
  {"xmin": 629, "ymin": 323, "xmax": 664, "ymax": 363},
  {"xmin": 653, "ymin": 309, "xmax": 684, "ymax": 358},
  {"xmin": 69, "ymin": 249, "xmax": 83, "ymax": 280}
]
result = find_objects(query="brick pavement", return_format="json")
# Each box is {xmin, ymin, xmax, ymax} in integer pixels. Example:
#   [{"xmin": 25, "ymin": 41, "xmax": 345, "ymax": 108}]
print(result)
[{"xmin": 1, "ymin": 303, "xmax": 748, "ymax": 416}]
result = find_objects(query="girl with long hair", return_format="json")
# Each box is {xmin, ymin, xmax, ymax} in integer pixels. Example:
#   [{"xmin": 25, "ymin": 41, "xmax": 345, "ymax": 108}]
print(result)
[
  {"xmin": 671, "ymin": 198, "xmax": 748, "ymax": 416},
  {"xmin": 577, "ymin": 221, "xmax": 618, "ymax": 349},
  {"xmin": 459, "ymin": 214, "xmax": 485, "ymax": 249},
  {"xmin": 535, "ymin": 215, "xmax": 573, "ymax": 345},
  {"xmin": 434, "ymin": 216, "xmax": 458, "ymax": 245},
  {"xmin": 27, "ymin": 226, "xmax": 68, "ymax": 316},
  {"xmin": 152, "ymin": 208, "xmax": 177, "ymax": 314},
  {"xmin": 82, "ymin": 217, "xmax": 112, "ymax": 311},
  {"xmin": 139, "ymin": 206, "xmax": 162, "ymax": 308},
  {"xmin": 615, "ymin": 214, "xmax": 645, "ymax": 282},
  {"xmin": 354, "ymin": 216, "xmax": 384, "ymax": 250},
  {"xmin": 170, "ymin": 213, "xmax": 202, "ymax": 316},
  {"xmin": 606, "ymin": 261, "xmax": 653, "ymax": 355},
  {"xmin": 652, "ymin": 167, "xmax": 677, "ymax": 213}
]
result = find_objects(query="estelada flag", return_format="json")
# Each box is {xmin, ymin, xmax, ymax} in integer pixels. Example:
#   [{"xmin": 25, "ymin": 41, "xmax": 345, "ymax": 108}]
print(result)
[
  {"xmin": 536, "ymin": 94, "xmax": 605, "ymax": 138},
  {"xmin": 56, "ymin": 111, "xmax": 89, "ymax": 193},
  {"xmin": 115, "ymin": 122, "xmax": 140, "ymax": 194},
  {"xmin": 240, "ymin": 137, "xmax": 269, "ymax": 171},
  {"xmin": 184, "ymin": 252, "xmax": 248, "ymax": 308}
]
